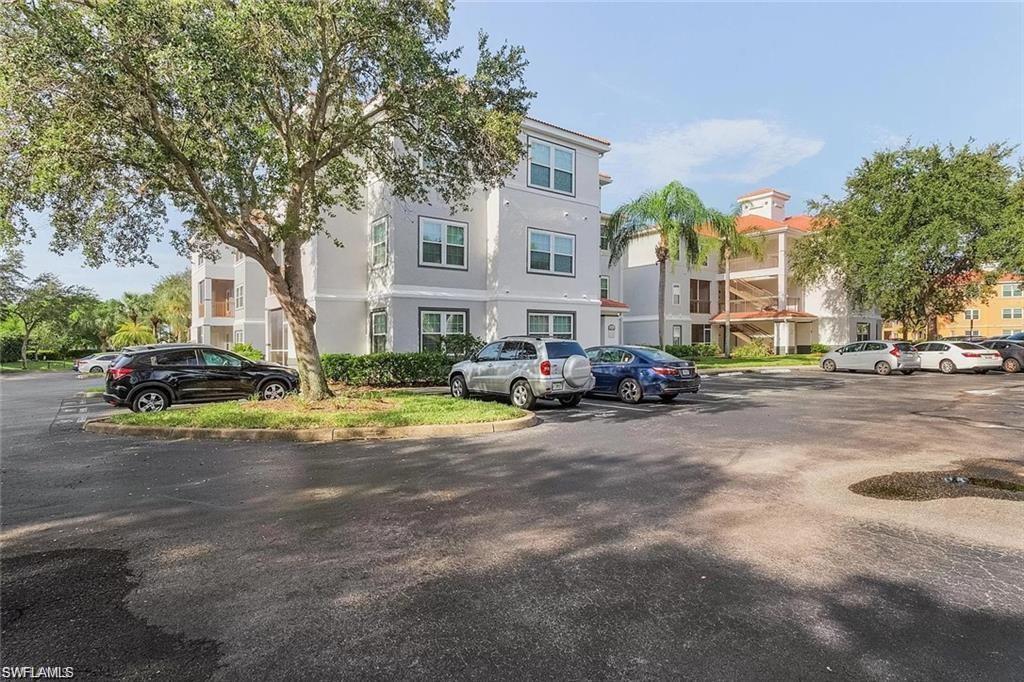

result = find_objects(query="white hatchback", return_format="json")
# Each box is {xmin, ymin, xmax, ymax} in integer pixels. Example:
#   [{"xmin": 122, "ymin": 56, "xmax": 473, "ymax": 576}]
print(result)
[{"xmin": 913, "ymin": 341, "xmax": 1002, "ymax": 374}]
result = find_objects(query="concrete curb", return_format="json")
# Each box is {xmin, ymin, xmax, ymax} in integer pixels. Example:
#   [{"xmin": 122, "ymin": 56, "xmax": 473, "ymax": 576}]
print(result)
[
  {"xmin": 699, "ymin": 364, "xmax": 821, "ymax": 376},
  {"xmin": 83, "ymin": 413, "xmax": 538, "ymax": 442}
]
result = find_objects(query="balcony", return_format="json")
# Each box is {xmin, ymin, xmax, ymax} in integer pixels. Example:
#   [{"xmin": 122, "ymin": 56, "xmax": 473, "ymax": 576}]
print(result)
[
  {"xmin": 726, "ymin": 253, "xmax": 780, "ymax": 273},
  {"xmin": 724, "ymin": 296, "xmax": 801, "ymax": 314},
  {"xmin": 198, "ymin": 300, "xmax": 233, "ymax": 318}
]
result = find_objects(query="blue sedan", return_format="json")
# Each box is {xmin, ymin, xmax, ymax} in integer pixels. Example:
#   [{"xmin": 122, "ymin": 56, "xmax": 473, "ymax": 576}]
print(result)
[{"xmin": 585, "ymin": 345, "xmax": 701, "ymax": 404}]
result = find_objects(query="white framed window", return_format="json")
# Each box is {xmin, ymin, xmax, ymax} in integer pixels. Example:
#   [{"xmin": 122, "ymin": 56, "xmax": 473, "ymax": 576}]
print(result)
[
  {"xmin": 1002, "ymin": 308, "xmax": 1023, "ymax": 320},
  {"xmin": 370, "ymin": 310, "xmax": 387, "ymax": 353},
  {"xmin": 527, "ymin": 312, "xmax": 574, "ymax": 339},
  {"xmin": 672, "ymin": 325, "xmax": 683, "ymax": 345},
  {"xmin": 964, "ymin": 309, "xmax": 979, "ymax": 320},
  {"xmin": 528, "ymin": 228, "xmax": 575, "ymax": 276},
  {"xmin": 420, "ymin": 310, "xmax": 467, "ymax": 352},
  {"xmin": 234, "ymin": 284, "xmax": 244, "ymax": 310},
  {"xmin": 1001, "ymin": 282, "xmax": 1023, "ymax": 297},
  {"xmin": 419, "ymin": 217, "xmax": 467, "ymax": 269},
  {"xmin": 234, "ymin": 329, "xmax": 243, "ymax": 344},
  {"xmin": 672, "ymin": 284, "xmax": 681, "ymax": 306},
  {"xmin": 856, "ymin": 322, "xmax": 871, "ymax": 341},
  {"xmin": 964, "ymin": 329, "xmax": 982, "ymax": 338},
  {"xmin": 1004, "ymin": 329, "xmax": 1024, "ymax": 335},
  {"xmin": 599, "ymin": 276, "xmax": 610, "ymax": 300},
  {"xmin": 370, "ymin": 217, "xmax": 388, "ymax": 268},
  {"xmin": 528, "ymin": 137, "xmax": 575, "ymax": 195},
  {"xmin": 234, "ymin": 249, "xmax": 244, "ymax": 263}
]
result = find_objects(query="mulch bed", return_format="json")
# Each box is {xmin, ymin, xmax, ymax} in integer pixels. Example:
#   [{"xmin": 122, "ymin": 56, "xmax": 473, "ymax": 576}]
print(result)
[{"xmin": 850, "ymin": 458, "xmax": 1024, "ymax": 502}]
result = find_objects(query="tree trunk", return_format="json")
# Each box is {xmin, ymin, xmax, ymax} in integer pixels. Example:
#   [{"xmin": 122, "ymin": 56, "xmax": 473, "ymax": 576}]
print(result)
[
  {"xmin": 926, "ymin": 314, "xmax": 938, "ymax": 340},
  {"xmin": 723, "ymin": 249, "xmax": 732, "ymax": 358},
  {"xmin": 20, "ymin": 334, "xmax": 28, "ymax": 369},
  {"xmin": 655, "ymin": 240, "xmax": 668, "ymax": 349}
]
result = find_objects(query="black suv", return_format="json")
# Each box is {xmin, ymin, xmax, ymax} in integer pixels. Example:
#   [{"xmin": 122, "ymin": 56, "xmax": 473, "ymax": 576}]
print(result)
[{"xmin": 104, "ymin": 344, "xmax": 299, "ymax": 413}]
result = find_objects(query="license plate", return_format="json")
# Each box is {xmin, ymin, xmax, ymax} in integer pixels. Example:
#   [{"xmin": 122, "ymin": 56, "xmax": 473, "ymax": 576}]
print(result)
[
  {"xmin": 678, "ymin": 369, "xmax": 691, "ymax": 376},
  {"xmin": 552, "ymin": 382, "xmax": 563, "ymax": 390}
]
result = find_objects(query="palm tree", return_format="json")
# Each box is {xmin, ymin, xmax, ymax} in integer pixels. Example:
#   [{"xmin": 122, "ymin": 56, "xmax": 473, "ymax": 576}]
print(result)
[
  {"xmin": 108, "ymin": 320, "xmax": 156, "ymax": 348},
  {"xmin": 700, "ymin": 212, "xmax": 765, "ymax": 357},
  {"xmin": 152, "ymin": 271, "xmax": 191, "ymax": 342},
  {"xmin": 606, "ymin": 181, "xmax": 723, "ymax": 348}
]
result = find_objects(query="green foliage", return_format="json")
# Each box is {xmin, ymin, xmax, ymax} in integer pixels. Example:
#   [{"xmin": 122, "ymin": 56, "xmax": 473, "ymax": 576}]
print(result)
[
  {"xmin": 321, "ymin": 352, "xmax": 452, "ymax": 387},
  {"xmin": 152, "ymin": 272, "xmax": 191, "ymax": 342},
  {"xmin": 658, "ymin": 343, "xmax": 720, "ymax": 359},
  {"xmin": 232, "ymin": 343, "xmax": 263, "ymax": 361},
  {"xmin": 109, "ymin": 321, "xmax": 156, "ymax": 348},
  {"xmin": 0, "ymin": 333, "xmax": 21, "ymax": 363},
  {"xmin": 810, "ymin": 343, "xmax": 831, "ymax": 354},
  {"xmin": 437, "ymin": 333, "xmax": 484, "ymax": 360},
  {"xmin": 790, "ymin": 142, "xmax": 1021, "ymax": 336},
  {"xmin": 731, "ymin": 340, "xmax": 773, "ymax": 359}
]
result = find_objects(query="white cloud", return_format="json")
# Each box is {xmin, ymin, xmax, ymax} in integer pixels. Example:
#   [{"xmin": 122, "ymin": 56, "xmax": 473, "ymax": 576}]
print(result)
[{"xmin": 606, "ymin": 119, "xmax": 824, "ymax": 194}]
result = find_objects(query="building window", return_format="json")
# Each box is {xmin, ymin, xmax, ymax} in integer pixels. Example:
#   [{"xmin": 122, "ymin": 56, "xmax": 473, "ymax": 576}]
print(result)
[
  {"xmin": 672, "ymin": 284, "xmax": 681, "ymax": 306},
  {"xmin": 234, "ymin": 284, "xmax": 244, "ymax": 310},
  {"xmin": 234, "ymin": 249, "xmax": 244, "ymax": 263},
  {"xmin": 1002, "ymin": 308, "xmax": 1023, "ymax": 320},
  {"xmin": 599, "ymin": 276, "xmax": 610, "ymax": 300},
  {"xmin": 527, "ymin": 312, "xmax": 574, "ymax": 339},
  {"xmin": 600, "ymin": 225, "xmax": 610, "ymax": 251},
  {"xmin": 691, "ymin": 324, "xmax": 711, "ymax": 344},
  {"xmin": 370, "ymin": 217, "xmax": 388, "ymax": 268},
  {"xmin": 690, "ymin": 279, "xmax": 711, "ymax": 314},
  {"xmin": 1001, "ymin": 282, "xmax": 1023, "ymax": 297},
  {"xmin": 234, "ymin": 329, "xmax": 243, "ymax": 344},
  {"xmin": 528, "ymin": 228, "xmax": 575, "ymax": 276},
  {"xmin": 528, "ymin": 137, "xmax": 575, "ymax": 194},
  {"xmin": 964, "ymin": 309, "xmax": 979, "ymax": 320},
  {"xmin": 964, "ymin": 329, "xmax": 982, "ymax": 339},
  {"xmin": 420, "ymin": 310, "xmax": 467, "ymax": 352},
  {"xmin": 370, "ymin": 311, "xmax": 387, "ymax": 353},
  {"xmin": 856, "ymin": 322, "xmax": 871, "ymax": 341},
  {"xmin": 419, "ymin": 217, "xmax": 467, "ymax": 269},
  {"xmin": 672, "ymin": 325, "xmax": 683, "ymax": 345}
]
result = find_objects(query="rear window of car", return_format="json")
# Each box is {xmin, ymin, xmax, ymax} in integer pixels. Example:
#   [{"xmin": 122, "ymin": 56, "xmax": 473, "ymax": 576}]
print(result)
[
  {"xmin": 111, "ymin": 354, "xmax": 133, "ymax": 369},
  {"xmin": 149, "ymin": 349, "xmax": 200, "ymax": 366},
  {"xmin": 544, "ymin": 341, "xmax": 585, "ymax": 359},
  {"xmin": 952, "ymin": 342, "xmax": 985, "ymax": 350},
  {"xmin": 894, "ymin": 343, "xmax": 916, "ymax": 352},
  {"xmin": 637, "ymin": 348, "xmax": 683, "ymax": 362}
]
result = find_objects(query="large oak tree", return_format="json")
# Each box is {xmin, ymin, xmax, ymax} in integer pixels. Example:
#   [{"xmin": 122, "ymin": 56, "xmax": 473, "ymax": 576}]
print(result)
[{"xmin": 1, "ymin": 0, "xmax": 533, "ymax": 398}]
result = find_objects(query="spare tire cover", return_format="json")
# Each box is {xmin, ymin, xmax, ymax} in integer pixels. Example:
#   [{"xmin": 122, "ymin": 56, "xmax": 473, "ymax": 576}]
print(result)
[{"xmin": 562, "ymin": 354, "xmax": 592, "ymax": 388}]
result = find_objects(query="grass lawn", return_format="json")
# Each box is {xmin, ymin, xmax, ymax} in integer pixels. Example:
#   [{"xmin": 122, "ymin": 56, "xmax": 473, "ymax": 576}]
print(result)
[
  {"xmin": 694, "ymin": 353, "xmax": 823, "ymax": 369},
  {"xmin": 108, "ymin": 390, "xmax": 525, "ymax": 430},
  {"xmin": 0, "ymin": 360, "xmax": 76, "ymax": 373}
]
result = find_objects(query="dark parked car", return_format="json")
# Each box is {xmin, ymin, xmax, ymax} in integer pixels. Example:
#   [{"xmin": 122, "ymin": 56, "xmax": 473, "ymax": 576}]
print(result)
[
  {"xmin": 585, "ymin": 345, "xmax": 700, "ymax": 404},
  {"xmin": 104, "ymin": 344, "xmax": 299, "ymax": 412},
  {"xmin": 979, "ymin": 339, "xmax": 1024, "ymax": 373}
]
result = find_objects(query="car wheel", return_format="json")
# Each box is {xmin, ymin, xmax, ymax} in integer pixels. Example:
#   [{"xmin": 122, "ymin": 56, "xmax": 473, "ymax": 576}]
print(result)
[
  {"xmin": 259, "ymin": 380, "xmax": 288, "ymax": 401},
  {"xmin": 659, "ymin": 393, "xmax": 678, "ymax": 403},
  {"xmin": 822, "ymin": 359, "xmax": 836, "ymax": 372},
  {"xmin": 450, "ymin": 374, "xmax": 469, "ymax": 399},
  {"xmin": 939, "ymin": 359, "xmax": 957, "ymax": 374},
  {"xmin": 900, "ymin": 370, "xmax": 916, "ymax": 375},
  {"xmin": 618, "ymin": 378, "xmax": 643, "ymax": 404},
  {"xmin": 1003, "ymin": 357, "xmax": 1021, "ymax": 373},
  {"xmin": 88, "ymin": 366, "xmax": 103, "ymax": 374},
  {"xmin": 510, "ymin": 379, "xmax": 536, "ymax": 410},
  {"xmin": 557, "ymin": 393, "xmax": 583, "ymax": 407},
  {"xmin": 874, "ymin": 361, "xmax": 892, "ymax": 376},
  {"xmin": 131, "ymin": 388, "xmax": 169, "ymax": 413}
]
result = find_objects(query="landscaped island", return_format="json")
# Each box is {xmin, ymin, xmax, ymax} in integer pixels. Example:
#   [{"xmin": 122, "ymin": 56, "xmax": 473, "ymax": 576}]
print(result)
[{"xmin": 108, "ymin": 390, "xmax": 525, "ymax": 430}]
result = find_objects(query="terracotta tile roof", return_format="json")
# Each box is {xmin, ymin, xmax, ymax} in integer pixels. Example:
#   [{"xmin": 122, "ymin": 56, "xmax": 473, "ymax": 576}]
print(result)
[
  {"xmin": 737, "ymin": 187, "xmax": 791, "ymax": 201},
  {"xmin": 782, "ymin": 215, "xmax": 817, "ymax": 231},
  {"xmin": 735, "ymin": 215, "xmax": 787, "ymax": 232},
  {"xmin": 710, "ymin": 310, "xmax": 818, "ymax": 322},
  {"xmin": 600, "ymin": 297, "xmax": 630, "ymax": 309},
  {"xmin": 524, "ymin": 116, "xmax": 611, "ymax": 146}
]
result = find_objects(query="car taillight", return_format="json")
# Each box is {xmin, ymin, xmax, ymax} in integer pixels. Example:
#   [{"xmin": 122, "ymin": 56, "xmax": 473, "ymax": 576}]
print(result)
[
  {"xmin": 109, "ymin": 367, "xmax": 134, "ymax": 380},
  {"xmin": 652, "ymin": 367, "xmax": 680, "ymax": 376},
  {"xmin": 539, "ymin": 360, "xmax": 551, "ymax": 376},
  {"xmin": 962, "ymin": 352, "xmax": 981, "ymax": 358},
  {"xmin": 889, "ymin": 347, "xmax": 901, "ymax": 357}
]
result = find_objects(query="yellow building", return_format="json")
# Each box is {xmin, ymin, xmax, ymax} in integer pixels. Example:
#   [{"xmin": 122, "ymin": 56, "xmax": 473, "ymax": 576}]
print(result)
[{"xmin": 937, "ymin": 275, "xmax": 1023, "ymax": 339}]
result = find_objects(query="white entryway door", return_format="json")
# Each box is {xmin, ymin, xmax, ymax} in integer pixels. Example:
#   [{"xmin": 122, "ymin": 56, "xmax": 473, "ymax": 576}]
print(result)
[{"xmin": 601, "ymin": 315, "xmax": 620, "ymax": 345}]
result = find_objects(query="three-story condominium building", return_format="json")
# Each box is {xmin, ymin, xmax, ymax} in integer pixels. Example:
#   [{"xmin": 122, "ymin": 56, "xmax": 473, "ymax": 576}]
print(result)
[{"xmin": 192, "ymin": 117, "xmax": 612, "ymax": 362}]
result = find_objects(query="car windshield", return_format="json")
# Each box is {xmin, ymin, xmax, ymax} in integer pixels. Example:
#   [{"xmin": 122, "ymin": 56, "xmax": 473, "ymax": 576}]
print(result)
[
  {"xmin": 953, "ymin": 342, "xmax": 986, "ymax": 350},
  {"xmin": 637, "ymin": 348, "xmax": 684, "ymax": 362},
  {"xmin": 544, "ymin": 341, "xmax": 585, "ymax": 359}
]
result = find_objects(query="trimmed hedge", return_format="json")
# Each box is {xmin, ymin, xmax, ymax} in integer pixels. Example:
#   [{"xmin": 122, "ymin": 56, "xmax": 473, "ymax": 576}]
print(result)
[
  {"xmin": 658, "ymin": 343, "xmax": 721, "ymax": 359},
  {"xmin": 322, "ymin": 352, "xmax": 451, "ymax": 387},
  {"xmin": 731, "ymin": 340, "xmax": 773, "ymax": 358},
  {"xmin": 810, "ymin": 343, "xmax": 831, "ymax": 354}
]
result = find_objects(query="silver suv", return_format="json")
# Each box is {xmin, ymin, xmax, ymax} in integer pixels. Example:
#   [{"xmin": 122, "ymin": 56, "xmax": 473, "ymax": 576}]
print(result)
[{"xmin": 449, "ymin": 337, "xmax": 595, "ymax": 409}]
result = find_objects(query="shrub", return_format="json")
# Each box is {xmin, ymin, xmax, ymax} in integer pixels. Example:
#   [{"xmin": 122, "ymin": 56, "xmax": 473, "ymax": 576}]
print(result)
[
  {"xmin": 321, "ymin": 352, "xmax": 451, "ymax": 387},
  {"xmin": 810, "ymin": 343, "xmax": 831, "ymax": 354},
  {"xmin": 232, "ymin": 342, "xmax": 264, "ymax": 361},
  {"xmin": 690, "ymin": 342, "xmax": 721, "ymax": 357},
  {"xmin": 0, "ymin": 334, "xmax": 22, "ymax": 362},
  {"xmin": 731, "ymin": 340, "xmax": 773, "ymax": 358},
  {"xmin": 660, "ymin": 344, "xmax": 694, "ymax": 359},
  {"xmin": 437, "ymin": 333, "xmax": 484, "ymax": 360}
]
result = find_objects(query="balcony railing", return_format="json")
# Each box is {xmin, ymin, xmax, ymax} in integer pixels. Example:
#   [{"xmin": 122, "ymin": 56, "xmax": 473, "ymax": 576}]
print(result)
[
  {"xmin": 726, "ymin": 253, "xmax": 780, "ymax": 273},
  {"xmin": 198, "ymin": 300, "xmax": 233, "ymax": 317},
  {"xmin": 723, "ymin": 296, "xmax": 801, "ymax": 315},
  {"xmin": 689, "ymin": 299, "xmax": 711, "ymax": 314}
]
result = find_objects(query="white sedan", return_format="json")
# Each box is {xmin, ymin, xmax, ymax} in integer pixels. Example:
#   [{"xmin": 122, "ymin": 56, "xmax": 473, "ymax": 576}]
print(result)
[
  {"xmin": 913, "ymin": 341, "xmax": 1002, "ymax": 374},
  {"xmin": 75, "ymin": 352, "xmax": 120, "ymax": 374}
]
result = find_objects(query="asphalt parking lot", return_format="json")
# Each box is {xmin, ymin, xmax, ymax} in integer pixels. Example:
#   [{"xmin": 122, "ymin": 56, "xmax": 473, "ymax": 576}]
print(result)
[{"xmin": 1, "ymin": 369, "xmax": 1022, "ymax": 680}]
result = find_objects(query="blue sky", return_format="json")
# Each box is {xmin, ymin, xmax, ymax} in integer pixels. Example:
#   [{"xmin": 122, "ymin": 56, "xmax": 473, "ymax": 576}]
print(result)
[{"xmin": 19, "ymin": 1, "xmax": 1023, "ymax": 298}]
